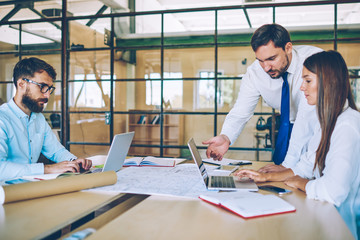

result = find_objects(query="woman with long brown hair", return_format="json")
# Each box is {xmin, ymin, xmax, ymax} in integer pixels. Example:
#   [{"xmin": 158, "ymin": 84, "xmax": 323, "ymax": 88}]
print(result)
[{"xmin": 236, "ymin": 50, "xmax": 360, "ymax": 239}]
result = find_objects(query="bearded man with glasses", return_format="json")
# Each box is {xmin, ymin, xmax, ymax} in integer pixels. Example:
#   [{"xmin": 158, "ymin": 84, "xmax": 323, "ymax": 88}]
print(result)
[{"xmin": 0, "ymin": 57, "xmax": 92, "ymax": 181}]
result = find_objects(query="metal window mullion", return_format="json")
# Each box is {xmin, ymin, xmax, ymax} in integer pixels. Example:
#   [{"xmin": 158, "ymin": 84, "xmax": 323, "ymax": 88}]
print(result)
[
  {"xmin": 109, "ymin": 16, "xmax": 115, "ymax": 144},
  {"xmin": 18, "ymin": 23, "xmax": 22, "ymax": 61},
  {"xmin": 334, "ymin": 3, "xmax": 338, "ymax": 50},
  {"xmin": 214, "ymin": 10, "xmax": 218, "ymax": 137},
  {"xmin": 61, "ymin": 0, "xmax": 70, "ymax": 148},
  {"xmin": 160, "ymin": 13, "xmax": 164, "ymax": 157},
  {"xmin": 273, "ymin": 6, "xmax": 275, "ymax": 23}
]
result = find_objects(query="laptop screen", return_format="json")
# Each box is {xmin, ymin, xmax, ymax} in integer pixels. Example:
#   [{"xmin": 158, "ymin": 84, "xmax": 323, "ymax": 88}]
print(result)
[
  {"xmin": 187, "ymin": 138, "xmax": 208, "ymax": 184},
  {"xmin": 102, "ymin": 132, "xmax": 134, "ymax": 172}
]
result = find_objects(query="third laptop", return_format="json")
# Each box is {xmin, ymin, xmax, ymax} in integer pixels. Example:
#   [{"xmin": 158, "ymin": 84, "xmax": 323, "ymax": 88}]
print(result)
[{"xmin": 187, "ymin": 138, "xmax": 258, "ymax": 191}]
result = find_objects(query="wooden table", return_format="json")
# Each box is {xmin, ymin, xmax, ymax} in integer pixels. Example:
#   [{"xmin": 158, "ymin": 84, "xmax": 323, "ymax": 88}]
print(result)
[{"xmin": 0, "ymin": 162, "xmax": 354, "ymax": 240}]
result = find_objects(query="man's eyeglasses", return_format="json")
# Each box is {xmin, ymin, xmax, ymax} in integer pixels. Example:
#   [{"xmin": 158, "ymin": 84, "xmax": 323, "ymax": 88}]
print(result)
[{"xmin": 22, "ymin": 78, "xmax": 56, "ymax": 94}]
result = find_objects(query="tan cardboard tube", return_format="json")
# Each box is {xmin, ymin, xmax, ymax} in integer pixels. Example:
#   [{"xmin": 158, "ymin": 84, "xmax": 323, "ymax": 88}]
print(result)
[{"xmin": 2, "ymin": 171, "xmax": 117, "ymax": 204}]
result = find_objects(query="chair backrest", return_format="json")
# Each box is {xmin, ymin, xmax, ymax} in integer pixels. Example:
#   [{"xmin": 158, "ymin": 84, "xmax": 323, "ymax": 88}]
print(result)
[{"xmin": 50, "ymin": 113, "xmax": 61, "ymax": 128}]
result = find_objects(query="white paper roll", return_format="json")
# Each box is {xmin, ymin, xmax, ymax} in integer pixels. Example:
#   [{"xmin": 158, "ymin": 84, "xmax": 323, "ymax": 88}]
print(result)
[{"xmin": 0, "ymin": 186, "xmax": 4, "ymax": 205}]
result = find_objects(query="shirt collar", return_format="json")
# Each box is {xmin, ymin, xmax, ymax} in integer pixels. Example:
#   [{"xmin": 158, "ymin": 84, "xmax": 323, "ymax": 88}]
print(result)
[
  {"xmin": 286, "ymin": 47, "xmax": 299, "ymax": 76},
  {"xmin": 8, "ymin": 98, "xmax": 37, "ymax": 120},
  {"xmin": 343, "ymin": 99, "xmax": 349, "ymax": 111}
]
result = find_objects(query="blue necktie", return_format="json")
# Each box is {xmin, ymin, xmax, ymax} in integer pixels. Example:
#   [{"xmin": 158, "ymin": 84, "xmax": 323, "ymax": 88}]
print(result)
[{"xmin": 272, "ymin": 72, "xmax": 293, "ymax": 165}]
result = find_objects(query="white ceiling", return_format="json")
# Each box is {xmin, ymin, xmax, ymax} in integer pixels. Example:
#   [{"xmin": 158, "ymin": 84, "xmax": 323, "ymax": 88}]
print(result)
[{"xmin": 0, "ymin": 0, "xmax": 359, "ymax": 45}]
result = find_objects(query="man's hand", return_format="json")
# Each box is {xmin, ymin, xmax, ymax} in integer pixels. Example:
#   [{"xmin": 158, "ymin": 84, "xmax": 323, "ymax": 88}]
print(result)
[
  {"xmin": 74, "ymin": 158, "xmax": 92, "ymax": 170},
  {"xmin": 258, "ymin": 164, "xmax": 287, "ymax": 173},
  {"xmin": 44, "ymin": 158, "xmax": 92, "ymax": 174},
  {"xmin": 202, "ymin": 135, "xmax": 230, "ymax": 161},
  {"xmin": 235, "ymin": 169, "xmax": 268, "ymax": 182}
]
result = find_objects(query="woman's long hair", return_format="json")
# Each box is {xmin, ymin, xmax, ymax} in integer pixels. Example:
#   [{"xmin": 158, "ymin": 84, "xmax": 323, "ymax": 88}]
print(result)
[{"xmin": 303, "ymin": 51, "xmax": 357, "ymax": 175}]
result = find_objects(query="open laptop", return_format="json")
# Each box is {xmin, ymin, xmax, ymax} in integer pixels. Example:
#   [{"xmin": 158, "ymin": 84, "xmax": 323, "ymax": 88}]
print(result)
[
  {"xmin": 87, "ymin": 132, "xmax": 134, "ymax": 173},
  {"xmin": 187, "ymin": 138, "xmax": 258, "ymax": 191}
]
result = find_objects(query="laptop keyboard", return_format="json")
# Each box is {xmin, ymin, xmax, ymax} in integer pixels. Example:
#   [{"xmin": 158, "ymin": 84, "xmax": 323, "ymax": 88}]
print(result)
[{"xmin": 210, "ymin": 176, "xmax": 236, "ymax": 188}]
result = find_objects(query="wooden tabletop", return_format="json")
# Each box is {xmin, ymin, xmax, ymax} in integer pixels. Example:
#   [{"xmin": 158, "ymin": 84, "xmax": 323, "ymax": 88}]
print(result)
[
  {"xmin": 0, "ymin": 161, "xmax": 354, "ymax": 240},
  {"xmin": 85, "ymin": 162, "xmax": 353, "ymax": 240}
]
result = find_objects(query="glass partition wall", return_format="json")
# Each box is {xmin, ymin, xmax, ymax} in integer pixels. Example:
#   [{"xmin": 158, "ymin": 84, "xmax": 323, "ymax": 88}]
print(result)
[{"xmin": 0, "ymin": 0, "xmax": 359, "ymax": 161}]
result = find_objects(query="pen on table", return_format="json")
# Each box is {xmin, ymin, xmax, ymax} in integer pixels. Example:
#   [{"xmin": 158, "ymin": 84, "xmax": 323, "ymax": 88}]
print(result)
[{"xmin": 203, "ymin": 161, "xmax": 221, "ymax": 166}]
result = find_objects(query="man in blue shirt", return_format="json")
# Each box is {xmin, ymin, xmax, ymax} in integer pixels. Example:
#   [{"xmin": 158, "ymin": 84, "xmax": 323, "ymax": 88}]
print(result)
[{"xmin": 0, "ymin": 57, "xmax": 92, "ymax": 181}]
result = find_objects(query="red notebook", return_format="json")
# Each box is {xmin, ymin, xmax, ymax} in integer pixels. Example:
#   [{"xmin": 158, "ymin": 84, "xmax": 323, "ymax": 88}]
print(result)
[{"xmin": 199, "ymin": 192, "xmax": 296, "ymax": 219}]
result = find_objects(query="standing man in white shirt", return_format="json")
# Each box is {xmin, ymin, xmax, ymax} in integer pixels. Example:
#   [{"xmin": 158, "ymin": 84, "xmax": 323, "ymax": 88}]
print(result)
[{"xmin": 203, "ymin": 23, "xmax": 322, "ymax": 171}]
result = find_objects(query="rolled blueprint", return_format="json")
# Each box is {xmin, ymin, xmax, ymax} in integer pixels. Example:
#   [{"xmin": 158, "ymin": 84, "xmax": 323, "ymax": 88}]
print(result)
[{"xmin": 2, "ymin": 171, "xmax": 117, "ymax": 204}]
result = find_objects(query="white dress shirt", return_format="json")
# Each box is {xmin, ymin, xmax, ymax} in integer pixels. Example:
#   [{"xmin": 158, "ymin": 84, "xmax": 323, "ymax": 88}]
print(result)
[
  {"xmin": 291, "ymin": 106, "xmax": 360, "ymax": 239},
  {"xmin": 220, "ymin": 45, "xmax": 322, "ymax": 167}
]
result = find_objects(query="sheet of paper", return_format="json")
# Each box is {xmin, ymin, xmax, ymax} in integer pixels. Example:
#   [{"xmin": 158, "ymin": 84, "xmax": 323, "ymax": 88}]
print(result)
[
  {"xmin": 21, "ymin": 174, "xmax": 60, "ymax": 181},
  {"xmin": 88, "ymin": 164, "xmax": 217, "ymax": 198}
]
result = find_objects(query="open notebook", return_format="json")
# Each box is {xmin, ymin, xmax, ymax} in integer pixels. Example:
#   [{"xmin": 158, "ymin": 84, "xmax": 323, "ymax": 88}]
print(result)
[{"xmin": 199, "ymin": 191, "xmax": 296, "ymax": 219}]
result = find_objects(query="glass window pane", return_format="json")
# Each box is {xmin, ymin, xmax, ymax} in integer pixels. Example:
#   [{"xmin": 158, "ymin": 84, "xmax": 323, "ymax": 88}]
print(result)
[
  {"xmin": 69, "ymin": 50, "xmax": 111, "ymax": 79},
  {"xmin": 338, "ymin": 3, "xmax": 360, "ymax": 39},
  {"xmin": 338, "ymin": 3, "xmax": 360, "ymax": 25},
  {"xmin": 69, "ymin": 18, "xmax": 110, "ymax": 49},
  {"xmin": 217, "ymin": 114, "xmax": 272, "ymax": 161},
  {"xmin": 164, "ymin": 48, "xmax": 215, "ymax": 78},
  {"xmin": 276, "ymin": 5, "xmax": 334, "ymax": 27},
  {"xmin": 67, "ymin": 0, "xmax": 113, "ymax": 17},
  {"xmin": 69, "ymin": 113, "xmax": 110, "ymax": 143},
  {"xmin": 115, "ymin": 14, "xmax": 162, "ymax": 49},
  {"xmin": 338, "ymin": 42, "xmax": 360, "ymax": 109},
  {"xmin": 145, "ymin": 75, "xmax": 183, "ymax": 109},
  {"xmin": 164, "ymin": 11, "xmax": 215, "ymax": 45},
  {"xmin": 69, "ymin": 80, "xmax": 110, "ymax": 110},
  {"xmin": 184, "ymin": 114, "xmax": 214, "ymax": 148},
  {"xmin": 0, "ymin": 25, "xmax": 19, "ymax": 50},
  {"xmin": 247, "ymin": 8, "xmax": 273, "ymax": 28},
  {"xmin": 114, "ymin": 114, "xmax": 129, "ymax": 135},
  {"xmin": 218, "ymin": 9, "xmax": 249, "ymax": 31},
  {"xmin": 70, "ymin": 145, "xmax": 110, "ymax": 159},
  {"xmin": 21, "ymin": 22, "xmax": 62, "ymax": 45},
  {"xmin": 0, "ymin": 54, "xmax": 18, "ymax": 82}
]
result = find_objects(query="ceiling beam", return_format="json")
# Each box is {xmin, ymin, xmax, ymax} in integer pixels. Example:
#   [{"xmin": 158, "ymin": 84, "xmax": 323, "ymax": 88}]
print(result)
[
  {"xmin": 0, "ymin": 4, "xmax": 22, "ymax": 24},
  {"xmin": 242, "ymin": 8, "xmax": 252, "ymax": 29},
  {"xmin": 86, "ymin": 5, "xmax": 109, "ymax": 27}
]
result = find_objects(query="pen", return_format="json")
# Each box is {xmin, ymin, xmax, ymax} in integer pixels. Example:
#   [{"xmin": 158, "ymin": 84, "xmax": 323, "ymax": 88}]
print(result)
[{"xmin": 203, "ymin": 160, "xmax": 221, "ymax": 166}]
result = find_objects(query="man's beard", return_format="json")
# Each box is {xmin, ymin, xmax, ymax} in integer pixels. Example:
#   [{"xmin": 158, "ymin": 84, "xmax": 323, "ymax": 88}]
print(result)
[
  {"xmin": 22, "ymin": 89, "xmax": 48, "ymax": 113},
  {"xmin": 268, "ymin": 55, "xmax": 290, "ymax": 79}
]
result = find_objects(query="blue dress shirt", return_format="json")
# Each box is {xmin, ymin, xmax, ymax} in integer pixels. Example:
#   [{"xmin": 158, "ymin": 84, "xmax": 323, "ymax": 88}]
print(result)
[{"xmin": 0, "ymin": 99, "xmax": 76, "ymax": 180}]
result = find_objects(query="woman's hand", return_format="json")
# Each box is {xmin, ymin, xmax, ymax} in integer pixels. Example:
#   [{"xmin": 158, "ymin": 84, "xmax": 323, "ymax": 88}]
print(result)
[
  {"xmin": 284, "ymin": 175, "xmax": 309, "ymax": 192},
  {"xmin": 235, "ymin": 169, "xmax": 269, "ymax": 182}
]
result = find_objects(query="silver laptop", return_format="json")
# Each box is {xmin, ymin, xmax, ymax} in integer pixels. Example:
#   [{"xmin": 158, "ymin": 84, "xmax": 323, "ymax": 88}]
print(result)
[
  {"xmin": 89, "ymin": 132, "xmax": 134, "ymax": 173},
  {"xmin": 187, "ymin": 138, "xmax": 258, "ymax": 191}
]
